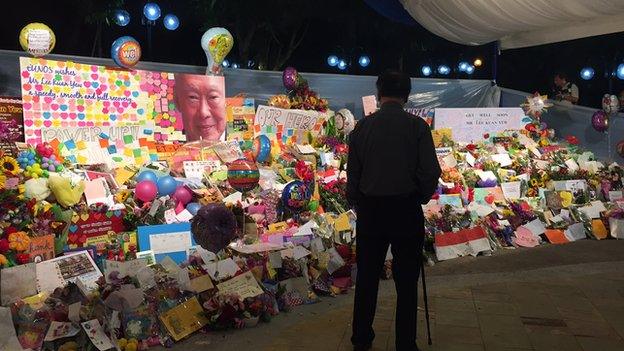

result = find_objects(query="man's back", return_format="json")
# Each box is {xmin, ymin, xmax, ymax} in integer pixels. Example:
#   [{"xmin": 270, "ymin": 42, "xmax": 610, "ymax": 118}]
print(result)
[{"xmin": 347, "ymin": 102, "xmax": 440, "ymax": 203}]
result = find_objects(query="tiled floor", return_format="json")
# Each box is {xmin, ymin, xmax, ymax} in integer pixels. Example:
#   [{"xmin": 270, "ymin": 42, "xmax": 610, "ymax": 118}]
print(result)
[{"xmin": 168, "ymin": 240, "xmax": 624, "ymax": 351}]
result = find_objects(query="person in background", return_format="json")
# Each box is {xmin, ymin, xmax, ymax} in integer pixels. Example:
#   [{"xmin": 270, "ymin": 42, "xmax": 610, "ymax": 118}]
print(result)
[
  {"xmin": 347, "ymin": 70, "xmax": 441, "ymax": 351},
  {"xmin": 553, "ymin": 72, "xmax": 579, "ymax": 105}
]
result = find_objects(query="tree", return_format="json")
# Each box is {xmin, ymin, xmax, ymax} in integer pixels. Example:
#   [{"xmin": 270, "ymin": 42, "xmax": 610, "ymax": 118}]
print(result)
[{"xmin": 76, "ymin": 0, "xmax": 125, "ymax": 57}]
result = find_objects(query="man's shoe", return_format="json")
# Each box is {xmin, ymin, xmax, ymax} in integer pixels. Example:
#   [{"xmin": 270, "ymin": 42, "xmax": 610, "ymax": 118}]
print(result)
[{"xmin": 353, "ymin": 343, "xmax": 372, "ymax": 351}]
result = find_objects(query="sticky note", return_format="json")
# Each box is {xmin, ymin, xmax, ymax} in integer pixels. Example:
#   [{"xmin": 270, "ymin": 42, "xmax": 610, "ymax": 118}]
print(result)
[
  {"xmin": 107, "ymin": 145, "xmax": 117, "ymax": 154},
  {"xmin": 123, "ymin": 135, "xmax": 134, "ymax": 144},
  {"xmin": 65, "ymin": 140, "xmax": 76, "ymax": 150},
  {"xmin": 76, "ymin": 141, "xmax": 87, "ymax": 150}
]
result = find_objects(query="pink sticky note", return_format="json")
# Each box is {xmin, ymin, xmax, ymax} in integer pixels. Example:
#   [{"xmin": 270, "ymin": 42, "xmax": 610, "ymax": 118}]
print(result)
[{"xmin": 362, "ymin": 95, "xmax": 378, "ymax": 116}]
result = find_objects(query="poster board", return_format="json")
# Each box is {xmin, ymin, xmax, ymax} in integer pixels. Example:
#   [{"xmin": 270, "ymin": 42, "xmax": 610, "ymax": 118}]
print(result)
[
  {"xmin": 434, "ymin": 108, "xmax": 525, "ymax": 143},
  {"xmin": 253, "ymin": 105, "xmax": 325, "ymax": 147},
  {"xmin": 0, "ymin": 97, "xmax": 24, "ymax": 156}
]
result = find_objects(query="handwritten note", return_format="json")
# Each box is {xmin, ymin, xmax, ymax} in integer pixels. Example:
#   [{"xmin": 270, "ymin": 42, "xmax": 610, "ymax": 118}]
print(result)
[{"xmin": 216, "ymin": 271, "xmax": 263, "ymax": 299}]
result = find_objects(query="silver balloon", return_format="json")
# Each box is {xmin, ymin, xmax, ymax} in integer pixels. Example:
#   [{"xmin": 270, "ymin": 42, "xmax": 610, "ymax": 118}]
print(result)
[
  {"xmin": 602, "ymin": 94, "xmax": 619, "ymax": 114},
  {"xmin": 335, "ymin": 108, "xmax": 356, "ymax": 135}
]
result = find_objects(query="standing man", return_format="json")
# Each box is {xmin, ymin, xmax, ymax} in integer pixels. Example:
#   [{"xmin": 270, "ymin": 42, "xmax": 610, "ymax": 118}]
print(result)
[
  {"xmin": 348, "ymin": 70, "xmax": 441, "ymax": 351},
  {"xmin": 553, "ymin": 72, "xmax": 579, "ymax": 105}
]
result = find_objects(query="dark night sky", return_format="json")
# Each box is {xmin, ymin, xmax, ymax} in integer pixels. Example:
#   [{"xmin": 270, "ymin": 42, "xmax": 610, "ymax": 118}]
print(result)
[{"xmin": 2, "ymin": 0, "xmax": 624, "ymax": 108}]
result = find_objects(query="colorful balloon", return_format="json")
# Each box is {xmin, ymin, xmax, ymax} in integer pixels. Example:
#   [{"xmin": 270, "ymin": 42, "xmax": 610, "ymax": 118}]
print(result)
[
  {"xmin": 282, "ymin": 67, "xmax": 307, "ymax": 91},
  {"xmin": 135, "ymin": 180, "xmax": 158, "ymax": 202},
  {"xmin": 252, "ymin": 135, "xmax": 271, "ymax": 163},
  {"xmin": 173, "ymin": 186, "xmax": 193, "ymax": 205},
  {"xmin": 201, "ymin": 27, "xmax": 234, "ymax": 75},
  {"xmin": 602, "ymin": 94, "xmax": 620, "ymax": 114},
  {"xmin": 111, "ymin": 36, "xmax": 141, "ymax": 69},
  {"xmin": 227, "ymin": 159, "xmax": 259, "ymax": 192},
  {"xmin": 591, "ymin": 110, "xmax": 609, "ymax": 132},
  {"xmin": 186, "ymin": 202, "xmax": 201, "ymax": 215},
  {"xmin": 156, "ymin": 176, "xmax": 178, "ymax": 196},
  {"xmin": 281, "ymin": 180, "xmax": 311, "ymax": 212},
  {"xmin": 19, "ymin": 23, "xmax": 55, "ymax": 57},
  {"xmin": 136, "ymin": 170, "xmax": 158, "ymax": 183}
]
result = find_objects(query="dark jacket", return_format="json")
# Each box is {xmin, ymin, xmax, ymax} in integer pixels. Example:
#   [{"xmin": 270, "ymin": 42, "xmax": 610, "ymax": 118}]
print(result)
[{"xmin": 347, "ymin": 101, "xmax": 441, "ymax": 205}]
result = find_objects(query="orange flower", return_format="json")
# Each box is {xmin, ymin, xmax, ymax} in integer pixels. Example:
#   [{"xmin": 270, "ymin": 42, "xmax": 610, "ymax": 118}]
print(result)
[
  {"xmin": 0, "ymin": 254, "xmax": 8, "ymax": 266},
  {"xmin": 8, "ymin": 231, "xmax": 30, "ymax": 252}
]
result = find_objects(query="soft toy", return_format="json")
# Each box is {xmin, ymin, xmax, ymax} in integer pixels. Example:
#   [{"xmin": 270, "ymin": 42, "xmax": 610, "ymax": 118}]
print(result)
[
  {"xmin": 48, "ymin": 175, "xmax": 85, "ymax": 207},
  {"xmin": 24, "ymin": 178, "xmax": 51, "ymax": 201}
]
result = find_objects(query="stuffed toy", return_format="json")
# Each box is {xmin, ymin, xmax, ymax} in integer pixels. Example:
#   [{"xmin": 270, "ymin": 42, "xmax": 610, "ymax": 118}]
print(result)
[
  {"xmin": 24, "ymin": 178, "xmax": 51, "ymax": 201},
  {"xmin": 48, "ymin": 175, "xmax": 85, "ymax": 207}
]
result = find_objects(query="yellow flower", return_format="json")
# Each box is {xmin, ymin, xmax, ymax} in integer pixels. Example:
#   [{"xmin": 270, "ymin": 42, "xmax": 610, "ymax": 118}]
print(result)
[
  {"xmin": 0, "ymin": 156, "xmax": 19, "ymax": 175},
  {"xmin": 8, "ymin": 231, "xmax": 30, "ymax": 252},
  {"xmin": 0, "ymin": 254, "xmax": 8, "ymax": 266}
]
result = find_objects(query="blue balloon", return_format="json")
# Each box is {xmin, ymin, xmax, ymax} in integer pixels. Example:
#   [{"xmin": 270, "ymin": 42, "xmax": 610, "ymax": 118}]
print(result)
[
  {"xmin": 111, "ymin": 36, "xmax": 141, "ymax": 68},
  {"xmin": 253, "ymin": 135, "xmax": 271, "ymax": 163},
  {"xmin": 157, "ymin": 176, "xmax": 177, "ymax": 196},
  {"xmin": 186, "ymin": 202, "xmax": 201, "ymax": 215},
  {"xmin": 136, "ymin": 170, "xmax": 158, "ymax": 183}
]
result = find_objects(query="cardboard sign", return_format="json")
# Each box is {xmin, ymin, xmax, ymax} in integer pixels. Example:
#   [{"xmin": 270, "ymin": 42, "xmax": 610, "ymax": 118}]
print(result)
[
  {"xmin": 362, "ymin": 95, "xmax": 377, "ymax": 116},
  {"xmin": 434, "ymin": 108, "xmax": 525, "ymax": 143},
  {"xmin": 159, "ymin": 297, "xmax": 208, "ymax": 341}
]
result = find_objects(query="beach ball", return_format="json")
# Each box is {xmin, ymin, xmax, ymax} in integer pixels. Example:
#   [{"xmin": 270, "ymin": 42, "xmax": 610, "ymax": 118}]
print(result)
[
  {"xmin": 252, "ymin": 135, "xmax": 271, "ymax": 163},
  {"xmin": 281, "ymin": 180, "xmax": 311, "ymax": 212},
  {"xmin": 227, "ymin": 159, "xmax": 259, "ymax": 192}
]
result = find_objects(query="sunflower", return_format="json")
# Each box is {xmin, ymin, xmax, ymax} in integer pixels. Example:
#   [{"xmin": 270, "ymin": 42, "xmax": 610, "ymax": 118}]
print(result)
[{"xmin": 0, "ymin": 156, "xmax": 19, "ymax": 175}]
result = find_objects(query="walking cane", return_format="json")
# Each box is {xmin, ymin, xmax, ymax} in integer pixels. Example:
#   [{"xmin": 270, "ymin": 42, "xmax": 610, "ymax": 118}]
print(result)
[{"xmin": 421, "ymin": 262, "xmax": 432, "ymax": 345}]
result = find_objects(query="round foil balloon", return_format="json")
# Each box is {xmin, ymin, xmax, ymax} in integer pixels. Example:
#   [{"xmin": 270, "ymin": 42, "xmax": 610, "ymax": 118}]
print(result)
[
  {"xmin": 252, "ymin": 135, "xmax": 271, "ymax": 163},
  {"xmin": 282, "ymin": 67, "xmax": 299, "ymax": 91},
  {"xmin": 281, "ymin": 180, "xmax": 311, "ymax": 212},
  {"xmin": 591, "ymin": 110, "xmax": 609, "ymax": 132},
  {"xmin": 201, "ymin": 27, "xmax": 234, "ymax": 75},
  {"xmin": 617, "ymin": 140, "xmax": 624, "ymax": 158},
  {"xmin": 111, "ymin": 36, "xmax": 141, "ymax": 68},
  {"xmin": 335, "ymin": 108, "xmax": 356, "ymax": 134},
  {"xmin": 227, "ymin": 159, "xmax": 259, "ymax": 192},
  {"xmin": 602, "ymin": 94, "xmax": 620, "ymax": 114},
  {"xmin": 19, "ymin": 23, "xmax": 56, "ymax": 57},
  {"xmin": 191, "ymin": 203, "xmax": 237, "ymax": 253}
]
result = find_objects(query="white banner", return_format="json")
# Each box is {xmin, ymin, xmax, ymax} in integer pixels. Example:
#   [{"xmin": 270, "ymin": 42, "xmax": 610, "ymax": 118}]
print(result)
[
  {"xmin": 434, "ymin": 108, "xmax": 525, "ymax": 143},
  {"xmin": 254, "ymin": 105, "xmax": 322, "ymax": 131},
  {"xmin": 41, "ymin": 124, "xmax": 153, "ymax": 143}
]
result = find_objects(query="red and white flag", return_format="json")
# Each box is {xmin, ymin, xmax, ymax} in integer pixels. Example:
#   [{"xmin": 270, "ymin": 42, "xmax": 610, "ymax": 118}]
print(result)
[{"xmin": 434, "ymin": 227, "xmax": 491, "ymax": 261}]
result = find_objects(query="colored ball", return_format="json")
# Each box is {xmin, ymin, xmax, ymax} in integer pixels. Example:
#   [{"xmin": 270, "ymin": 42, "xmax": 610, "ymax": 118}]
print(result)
[
  {"xmin": 186, "ymin": 202, "xmax": 201, "ymax": 215},
  {"xmin": 135, "ymin": 180, "xmax": 158, "ymax": 202},
  {"xmin": 172, "ymin": 186, "xmax": 193, "ymax": 205},
  {"xmin": 157, "ymin": 176, "xmax": 178, "ymax": 196},
  {"xmin": 281, "ymin": 180, "xmax": 311, "ymax": 212},
  {"xmin": 136, "ymin": 170, "xmax": 158, "ymax": 183},
  {"xmin": 19, "ymin": 23, "xmax": 56, "ymax": 57},
  {"xmin": 227, "ymin": 159, "xmax": 259, "ymax": 192},
  {"xmin": 252, "ymin": 135, "xmax": 271, "ymax": 163},
  {"xmin": 111, "ymin": 36, "xmax": 141, "ymax": 68},
  {"xmin": 591, "ymin": 110, "xmax": 609, "ymax": 132}
]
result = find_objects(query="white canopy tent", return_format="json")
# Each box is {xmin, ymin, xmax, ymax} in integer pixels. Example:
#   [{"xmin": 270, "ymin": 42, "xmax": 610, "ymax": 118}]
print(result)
[{"xmin": 400, "ymin": 0, "xmax": 624, "ymax": 49}]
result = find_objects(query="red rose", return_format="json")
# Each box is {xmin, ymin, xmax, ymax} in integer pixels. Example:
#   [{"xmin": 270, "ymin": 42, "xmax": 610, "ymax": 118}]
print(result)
[
  {"xmin": 0, "ymin": 239, "xmax": 9, "ymax": 254},
  {"xmin": 16, "ymin": 253, "xmax": 30, "ymax": 265},
  {"xmin": 4, "ymin": 226, "xmax": 17, "ymax": 236}
]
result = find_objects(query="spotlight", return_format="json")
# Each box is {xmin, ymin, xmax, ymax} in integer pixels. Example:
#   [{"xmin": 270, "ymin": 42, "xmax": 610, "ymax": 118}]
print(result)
[
  {"xmin": 458, "ymin": 61, "xmax": 469, "ymax": 72},
  {"xmin": 358, "ymin": 55, "xmax": 370, "ymax": 68},
  {"xmin": 473, "ymin": 58, "xmax": 483, "ymax": 67},
  {"xmin": 465, "ymin": 65, "xmax": 475, "ymax": 74},
  {"xmin": 580, "ymin": 67, "xmax": 594, "ymax": 80},
  {"xmin": 338, "ymin": 59, "xmax": 347, "ymax": 70},
  {"xmin": 113, "ymin": 9, "xmax": 130, "ymax": 27},
  {"xmin": 232, "ymin": 63, "xmax": 240, "ymax": 69},
  {"xmin": 327, "ymin": 55, "xmax": 339, "ymax": 67},
  {"xmin": 222, "ymin": 60, "xmax": 230, "ymax": 68},
  {"xmin": 617, "ymin": 64, "xmax": 624, "ymax": 80},
  {"xmin": 163, "ymin": 14, "xmax": 179, "ymax": 30},
  {"xmin": 143, "ymin": 2, "xmax": 161, "ymax": 21},
  {"xmin": 438, "ymin": 65, "xmax": 450, "ymax": 75},
  {"xmin": 421, "ymin": 65, "xmax": 432, "ymax": 77}
]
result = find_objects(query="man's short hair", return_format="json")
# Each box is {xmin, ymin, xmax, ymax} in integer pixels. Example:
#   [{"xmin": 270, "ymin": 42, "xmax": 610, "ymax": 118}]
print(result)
[
  {"xmin": 554, "ymin": 72, "xmax": 569, "ymax": 81},
  {"xmin": 376, "ymin": 70, "xmax": 411, "ymax": 101}
]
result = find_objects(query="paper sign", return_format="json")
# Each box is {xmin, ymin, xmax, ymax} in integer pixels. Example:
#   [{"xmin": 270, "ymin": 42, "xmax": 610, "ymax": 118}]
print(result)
[
  {"xmin": 268, "ymin": 251, "xmax": 283, "ymax": 269},
  {"xmin": 522, "ymin": 219, "xmax": 546, "ymax": 237},
  {"xmin": 226, "ymin": 105, "xmax": 255, "ymax": 142},
  {"xmin": 438, "ymin": 194, "xmax": 464, "ymax": 208},
  {"xmin": 138, "ymin": 223, "xmax": 195, "ymax": 264},
  {"xmin": 183, "ymin": 160, "xmax": 221, "ymax": 179},
  {"xmin": 492, "ymin": 153, "xmax": 513, "ymax": 167},
  {"xmin": 45, "ymin": 321, "xmax": 80, "ymax": 341},
  {"xmin": 544, "ymin": 229, "xmax": 569, "ymax": 244},
  {"xmin": 216, "ymin": 271, "xmax": 263, "ymax": 299},
  {"xmin": 159, "ymin": 297, "xmax": 208, "ymax": 341},
  {"xmin": 104, "ymin": 259, "xmax": 147, "ymax": 282},
  {"xmin": 362, "ymin": 95, "xmax": 378, "ymax": 116},
  {"xmin": 0, "ymin": 98, "xmax": 24, "ymax": 156},
  {"xmin": 28, "ymin": 234, "xmax": 55, "ymax": 263},
  {"xmin": 565, "ymin": 159, "xmax": 579, "ymax": 171},
  {"xmin": 501, "ymin": 181, "xmax": 521, "ymax": 200},
  {"xmin": 1, "ymin": 263, "xmax": 37, "ymax": 305},
  {"xmin": 83, "ymin": 178, "xmax": 114, "ymax": 206},
  {"xmin": 293, "ymin": 246, "xmax": 312, "ymax": 260},
  {"xmin": 477, "ymin": 170, "xmax": 497, "ymax": 182},
  {"xmin": 513, "ymin": 227, "xmax": 539, "ymax": 247},
  {"xmin": 434, "ymin": 108, "xmax": 525, "ymax": 143},
  {"xmin": 334, "ymin": 212, "xmax": 352, "ymax": 232},
  {"xmin": 295, "ymin": 144, "xmax": 317, "ymax": 154},
  {"xmin": 67, "ymin": 209, "xmax": 127, "ymax": 248},
  {"xmin": 467, "ymin": 202, "xmax": 495, "ymax": 216},
  {"xmin": 82, "ymin": 319, "xmax": 115, "ymax": 351},
  {"xmin": 441, "ymin": 153, "xmax": 457, "ymax": 168},
  {"xmin": 204, "ymin": 258, "xmax": 240, "ymax": 281},
  {"xmin": 564, "ymin": 223, "xmax": 586, "ymax": 241}
]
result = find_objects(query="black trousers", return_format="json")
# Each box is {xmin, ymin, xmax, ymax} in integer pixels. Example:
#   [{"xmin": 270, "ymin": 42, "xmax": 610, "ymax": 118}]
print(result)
[{"xmin": 351, "ymin": 195, "xmax": 425, "ymax": 351}]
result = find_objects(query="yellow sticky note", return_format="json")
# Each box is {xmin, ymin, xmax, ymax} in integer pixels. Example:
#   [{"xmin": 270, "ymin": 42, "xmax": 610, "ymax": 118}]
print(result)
[
  {"xmin": 123, "ymin": 148, "xmax": 133, "ymax": 157},
  {"xmin": 334, "ymin": 213, "xmax": 352, "ymax": 232},
  {"xmin": 77, "ymin": 155, "xmax": 88, "ymax": 164},
  {"xmin": 76, "ymin": 141, "xmax": 87, "ymax": 150},
  {"xmin": 114, "ymin": 168, "xmax": 136, "ymax": 186}
]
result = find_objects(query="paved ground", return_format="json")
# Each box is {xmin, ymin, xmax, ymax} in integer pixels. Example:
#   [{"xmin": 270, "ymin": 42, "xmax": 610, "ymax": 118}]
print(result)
[{"xmin": 165, "ymin": 240, "xmax": 624, "ymax": 351}]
